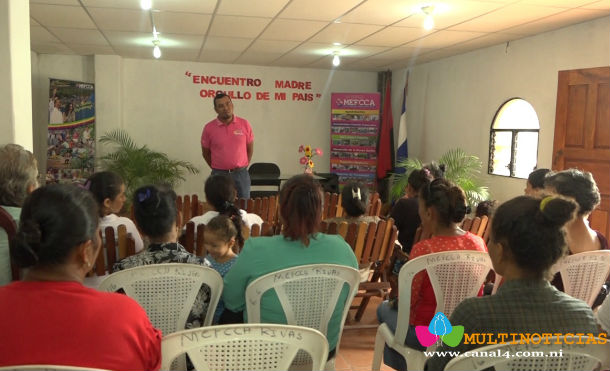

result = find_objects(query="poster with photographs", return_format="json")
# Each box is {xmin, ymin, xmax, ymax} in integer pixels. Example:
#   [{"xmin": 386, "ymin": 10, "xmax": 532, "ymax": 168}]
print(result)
[
  {"xmin": 46, "ymin": 79, "xmax": 95, "ymax": 185},
  {"xmin": 330, "ymin": 92, "xmax": 380, "ymax": 189}
]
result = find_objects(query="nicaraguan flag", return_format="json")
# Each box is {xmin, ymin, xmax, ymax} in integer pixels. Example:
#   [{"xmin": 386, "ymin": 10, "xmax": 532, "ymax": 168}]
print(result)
[{"xmin": 395, "ymin": 71, "xmax": 409, "ymax": 173}]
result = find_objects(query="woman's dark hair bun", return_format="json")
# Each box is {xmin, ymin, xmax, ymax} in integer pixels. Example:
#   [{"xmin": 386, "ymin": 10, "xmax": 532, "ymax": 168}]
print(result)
[
  {"xmin": 12, "ymin": 219, "xmax": 42, "ymax": 268},
  {"xmin": 537, "ymin": 197, "xmax": 577, "ymax": 227},
  {"xmin": 438, "ymin": 164, "xmax": 446, "ymax": 173}
]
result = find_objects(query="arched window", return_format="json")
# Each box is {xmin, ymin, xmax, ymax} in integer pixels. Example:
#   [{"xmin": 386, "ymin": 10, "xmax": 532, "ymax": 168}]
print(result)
[{"xmin": 488, "ymin": 98, "xmax": 540, "ymax": 179}]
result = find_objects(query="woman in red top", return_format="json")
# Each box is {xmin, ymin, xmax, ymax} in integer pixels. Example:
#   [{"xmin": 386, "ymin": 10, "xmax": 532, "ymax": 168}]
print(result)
[
  {"xmin": 377, "ymin": 178, "xmax": 487, "ymax": 371},
  {"xmin": 0, "ymin": 184, "xmax": 162, "ymax": 371}
]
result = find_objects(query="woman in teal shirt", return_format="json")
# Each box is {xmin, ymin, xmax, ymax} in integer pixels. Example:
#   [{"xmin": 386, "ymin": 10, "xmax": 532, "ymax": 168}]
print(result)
[{"xmin": 223, "ymin": 174, "xmax": 358, "ymax": 352}]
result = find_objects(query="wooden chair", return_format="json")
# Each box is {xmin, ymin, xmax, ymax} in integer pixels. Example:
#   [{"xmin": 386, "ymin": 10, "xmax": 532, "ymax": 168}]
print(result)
[
  {"xmin": 366, "ymin": 192, "xmax": 382, "ymax": 217},
  {"xmin": 175, "ymin": 194, "xmax": 206, "ymax": 229},
  {"xmin": 244, "ymin": 196, "xmax": 279, "ymax": 224},
  {"xmin": 91, "ymin": 225, "xmax": 137, "ymax": 276},
  {"xmin": 322, "ymin": 192, "xmax": 341, "ymax": 220},
  {"xmin": 0, "ymin": 207, "xmax": 19, "ymax": 281},
  {"xmin": 323, "ymin": 218, "xmax": 398, "ymax": 322},
  {"xmin": 182, "ymin": 221, "xmax": 206, "ymax": 257}
]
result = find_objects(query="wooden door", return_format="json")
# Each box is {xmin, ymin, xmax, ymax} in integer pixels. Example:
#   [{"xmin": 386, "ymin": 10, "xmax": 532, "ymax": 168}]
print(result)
[{"xmin": 552, "ymin": 66, "xmax": 610, "ymax": 238}]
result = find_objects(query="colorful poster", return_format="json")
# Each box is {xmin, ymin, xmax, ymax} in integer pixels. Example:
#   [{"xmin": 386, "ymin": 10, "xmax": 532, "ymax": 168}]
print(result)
[
  {"xmin": 330, "ymin": 93, "xmax": 381, "ymax": 189},
  {"xmin": 46, "ymin": 79, "xmax": 95, "ymax": 185}
]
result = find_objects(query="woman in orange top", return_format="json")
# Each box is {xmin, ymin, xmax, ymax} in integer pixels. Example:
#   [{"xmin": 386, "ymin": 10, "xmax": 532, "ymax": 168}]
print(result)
[{"xmin": 377, "ymin": 178, "xmax": 487, "ymax": 371}]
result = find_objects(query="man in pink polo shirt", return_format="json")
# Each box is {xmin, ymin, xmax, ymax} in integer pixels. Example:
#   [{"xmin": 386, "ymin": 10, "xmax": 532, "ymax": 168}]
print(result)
[{"xmin": 201, "ymin": 92, "xmax": 254, "ymax": 199}]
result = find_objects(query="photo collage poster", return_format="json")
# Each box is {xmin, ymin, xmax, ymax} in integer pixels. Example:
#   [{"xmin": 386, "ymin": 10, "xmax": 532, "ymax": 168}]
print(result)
[
  {"xmin": 46, "ymin": 79, "xmax": 95, "ymax": 185},
  {"xmin": 330, "ymin": 92, "xmax": 380, "ymax": 189}
]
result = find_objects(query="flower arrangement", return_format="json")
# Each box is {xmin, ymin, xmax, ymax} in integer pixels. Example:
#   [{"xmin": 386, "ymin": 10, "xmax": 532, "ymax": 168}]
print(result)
[{"xmin": 299, "ymin": 144, "xmax": 323, "ymax": 174}]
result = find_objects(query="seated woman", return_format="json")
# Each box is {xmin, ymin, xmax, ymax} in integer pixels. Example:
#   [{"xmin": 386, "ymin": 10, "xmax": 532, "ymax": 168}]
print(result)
[
  {"xmin": 188, "ymin": 174, "xmax": 262, "ymax": 229},
  {"xmin": 524, "ymin": 168, "xmax": 551, "ymax": 196},
  {"xmin": 389, "ymin": 168, "xmax": 434, "ymax": 254},
  {"xmin": 0, "ymin": 144, "xmax": 38, "ymax": 285},
  {"xmin": 86, "ymin": 171, "xmax": 144, "ymax": 252},
  {"xmin": 544, "ymin": 169, "xmax": 608, "ymax": 306},
  {"xmin": 545, "ymin": 169, "xmax": 607, "ymax": 254},
  {"xmin": 0, "ymin": 184, "xmax": 161, "ymax": 370},
  {"xmin": 114, "ymin": 185, "xmax": 211, "ymax": 329},
  {"xmin": 325, "ymin": 181, "xmax": 381, "ymax": 224},
  {"xmin": 377, "ymin": 178, "xmax": 487, "ymax": 371},
  {"xmin": 427, "ymin": 196, "xmax": 600, "ymax": 371},
  {"xmin": 223, "ymin": 175, "xmax": 358, "ymax": 354}
]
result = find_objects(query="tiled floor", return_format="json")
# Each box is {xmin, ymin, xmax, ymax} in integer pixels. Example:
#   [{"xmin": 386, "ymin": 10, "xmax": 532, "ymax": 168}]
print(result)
[{"xmin": 336, "ymin": 296, "xmax": 395, "ymax": 371}]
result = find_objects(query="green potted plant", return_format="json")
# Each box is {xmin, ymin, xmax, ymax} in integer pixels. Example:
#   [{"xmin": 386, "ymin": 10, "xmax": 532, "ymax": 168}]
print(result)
[
  {"xmin": 391, "ymin": 148, "xmax": 489, "ymax": 208},
  {"xmin": 99, "ymin": 129, "xmax": 199, "ymax": 205}
]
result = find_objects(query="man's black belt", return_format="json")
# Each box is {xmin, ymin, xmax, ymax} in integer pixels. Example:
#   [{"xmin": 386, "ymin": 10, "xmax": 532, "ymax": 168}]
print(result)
[{"xmin": 212, "ymin": 166, "xmax": 247, "ymax": 173}]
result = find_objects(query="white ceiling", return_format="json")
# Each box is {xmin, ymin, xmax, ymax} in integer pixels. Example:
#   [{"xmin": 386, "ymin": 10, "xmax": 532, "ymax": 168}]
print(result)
[{"xmin": 29, "ymin": 0, "xmax": 610, "ymax": 71}]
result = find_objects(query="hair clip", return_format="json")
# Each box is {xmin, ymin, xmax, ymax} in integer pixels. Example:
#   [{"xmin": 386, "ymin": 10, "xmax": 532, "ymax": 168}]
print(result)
[
  {"xmin": 539, "ymin": 196, "xmax": 554, "ymax": 212},
  {"xmin": 138, "ymin": 188, "xmax": 151, "ymax": 203},
  {"xmin": 352, "ymin": 187, "xmax": 361, "ymax": 201}
]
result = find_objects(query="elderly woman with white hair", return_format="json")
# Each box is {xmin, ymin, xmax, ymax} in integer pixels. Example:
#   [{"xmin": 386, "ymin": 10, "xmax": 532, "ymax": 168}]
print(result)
[{"xmin": 0, "ymin": 144, "xmax": 39, "ymax": 285}]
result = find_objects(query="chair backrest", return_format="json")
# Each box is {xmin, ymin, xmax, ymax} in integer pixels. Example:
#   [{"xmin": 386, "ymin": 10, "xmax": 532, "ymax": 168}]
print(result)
[
  {"xmin": 91, "ymin": 225, "xmax": 137, "ymax": 276},
  {"xmin": 0, "ymin": 366, "xmax": 111, "ymax": 371},
  {"xmin": 552, "ymin": 250, "xmax": 610, "ymax": 306},
  {"xmin": 443, "ymin": 336, "xmax": 610, "ymax": 371},
  {"xmin": 322, "ymin": 192, "xmax": 341, "ymax": 219},
  {"xmin": 0, "ymin": 206, "xmax": 19, "ymax": 281},
  {"xmin": 394, "ymin": 251, "xmax": 493, "ymax": 347},
  {"xmin": 161, "ymin": 324, "xmax": 329, "ymax": 371},
  {"xmin": 245, "ymin": 195, "xmax": 279, "ymax": 224},
  {"xmin": 176, "ymin": 194, "xmax": 205, "ymax": 229},
  {"xmin": 249, "ymin": 162, "xmax": 280, "ymax": 176},
  {"xmin": 367, "ymin": 192, "xmax": 382, "ymax": 217},
  {"xmin": 245, "ymin": 264, "xmax": 359, "ymax": 362},
  {"xmin": 98, "ymin": 263, "xmax": 222, "ymax": 332}
]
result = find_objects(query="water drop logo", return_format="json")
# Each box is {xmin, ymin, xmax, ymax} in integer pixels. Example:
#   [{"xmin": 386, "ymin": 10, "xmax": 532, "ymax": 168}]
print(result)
[{"xmin": 415, "ymin": 312, "xmax": 464, "ymax": 347}]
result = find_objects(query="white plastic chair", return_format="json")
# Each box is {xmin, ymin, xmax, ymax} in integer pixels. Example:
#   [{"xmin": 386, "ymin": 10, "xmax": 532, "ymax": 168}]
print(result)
[
  {"xmin": 98, "ymin": 264, "xmax": 222, "ymax": 370},
  {"xmin": 551, "ymin": 250, "xmax": 610, "ymax": 306},
  {"xmin": 372, "ymin": 251, "xmax": 493, "ymax": 371},
  {"xmin": 443, "ymin": 336, "xmax": 610, "ymax": 371},
  {"xmin": 161, "ymin": 324, "xmax": 329, "ymax": 371},
  {"xmin": 0, "ymin": 366, "xmax": 110, "ymax": 371},
  {"xmin": 245, "ymin": 264, "xmax": 360, "ymax": 369}
]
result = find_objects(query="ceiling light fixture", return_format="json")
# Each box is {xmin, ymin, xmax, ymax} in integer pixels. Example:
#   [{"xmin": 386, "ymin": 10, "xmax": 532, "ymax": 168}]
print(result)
[
  {"xmin": 140, "ymin": 0, "xmax": 152, "ymax": 10},
  {"xmin": 152, "ymin": 40, "xmax": 161, "ymax": 59},
  {"xmin": 332, "ymin": 52, "xmax": 340, "ymax": 67},
  {"xmin": 421, "ymin": 5, "xmax": 435, "ymax": 31},
  {"xmin": 333, "ymin": 42, "xmax": 342, "ymax": 46}
]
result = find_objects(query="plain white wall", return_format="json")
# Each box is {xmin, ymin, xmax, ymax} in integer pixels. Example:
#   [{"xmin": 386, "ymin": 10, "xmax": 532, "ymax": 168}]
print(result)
[
  {"xmin": 93, "ymin": 57, "xmax": 377, "ymax": 196},
  {"xmin": 31, "ymin": 53, "xmax": 94, "ymax": 175},
  {"xmin": 391, "ymin": 16, "xmax": 610, "ymax": 204},
  {"xmin": 1, "ymin": 0, "xmax": 32, "ymax": 149}
]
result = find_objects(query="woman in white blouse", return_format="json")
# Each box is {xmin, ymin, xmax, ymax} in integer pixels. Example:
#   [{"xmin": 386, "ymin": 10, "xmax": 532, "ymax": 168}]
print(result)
[{"xmin": 86, "ymin": 171, "xmax": 144, "ymax": 252}]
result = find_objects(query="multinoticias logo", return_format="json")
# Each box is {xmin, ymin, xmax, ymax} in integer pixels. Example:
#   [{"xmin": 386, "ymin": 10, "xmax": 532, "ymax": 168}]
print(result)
[{"xmin": 416, "ymin": 312, "xmax": 463, "ymax": 347}]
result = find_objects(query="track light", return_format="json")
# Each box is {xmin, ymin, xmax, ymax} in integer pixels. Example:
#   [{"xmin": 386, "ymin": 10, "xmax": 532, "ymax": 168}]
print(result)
[
  {"xmin": 332, "ymin": 53, "xmax": 340, "ymax": 67},
  {"xmin": 152, "ymin": 40, "xmax": 161, "ymax": 59},
  {"xmin": 421, "ymin": 5, "xmax": 435, "ymax": 31}
]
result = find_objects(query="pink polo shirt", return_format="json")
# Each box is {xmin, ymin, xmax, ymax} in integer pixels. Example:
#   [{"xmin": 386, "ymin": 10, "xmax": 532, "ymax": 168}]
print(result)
[{"xmin": 201, "ymin": 115, "xmax": 254, "ymax": 170}]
